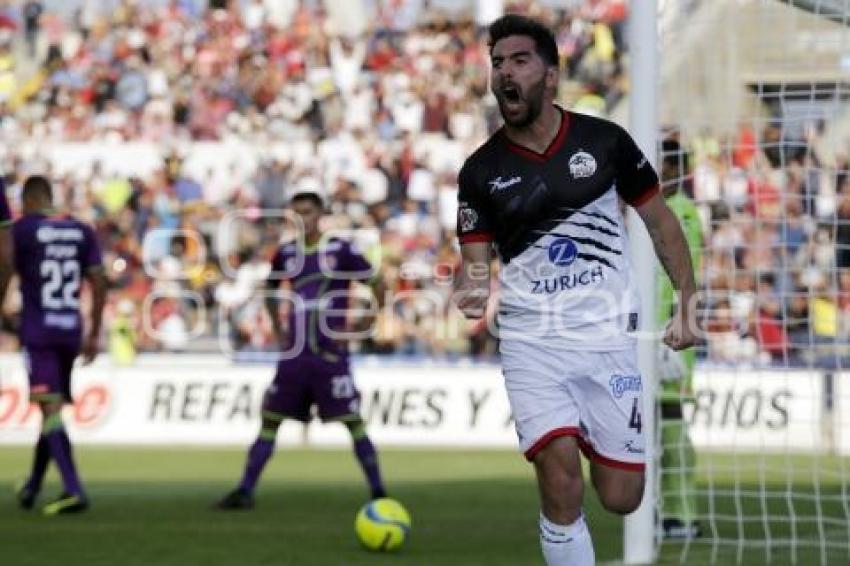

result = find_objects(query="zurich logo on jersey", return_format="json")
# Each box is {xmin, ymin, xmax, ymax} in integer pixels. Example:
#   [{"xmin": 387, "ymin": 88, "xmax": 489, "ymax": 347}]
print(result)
[{"xmin": 548, "ymin": 237, "xmax": 578, "ymax": 266}]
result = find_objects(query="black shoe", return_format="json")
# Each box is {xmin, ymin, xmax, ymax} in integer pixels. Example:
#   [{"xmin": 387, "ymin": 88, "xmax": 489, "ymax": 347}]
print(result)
[
  {"xmin": 15, "ymin": 481, "xmax": 38, "ymax": 510},
  {"xmin": 370, "ymin": 487, "xmax": 387, "ymax": 500},
  {"xmin": 215, "ymin": 488, "xmax": 255, "ymax": 510},
  {"xmin": 662, "ymin": 518, "xmax": 702, "ymax": 540},
  {"xmin": 43, "ymin": 492, "xmax": 89, "ymax": 516}
]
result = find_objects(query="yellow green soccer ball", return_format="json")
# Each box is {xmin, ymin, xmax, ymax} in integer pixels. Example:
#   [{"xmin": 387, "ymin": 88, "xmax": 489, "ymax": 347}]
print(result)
[{"xmin": 354, "ymin": 498, "xmax": 412, "ymax": 552}]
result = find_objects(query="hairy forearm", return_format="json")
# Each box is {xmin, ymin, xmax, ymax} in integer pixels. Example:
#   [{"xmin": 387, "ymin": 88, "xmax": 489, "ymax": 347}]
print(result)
[
  {"xmin": 459, "ymin": 243, "xmax": 491, "ymax": 285},
  {"xmin": 648, "ymin": 220, "xmax": 697, "ymax": 302},
  {"xmin": 454, "ymin": 242, "xmax": 492, "ymax": 318}
]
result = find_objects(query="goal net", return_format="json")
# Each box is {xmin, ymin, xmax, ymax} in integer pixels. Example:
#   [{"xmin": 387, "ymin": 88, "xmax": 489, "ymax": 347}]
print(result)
[{"xmin": 650, "ymin": 0, "xmax": 850, "ymax": 564}]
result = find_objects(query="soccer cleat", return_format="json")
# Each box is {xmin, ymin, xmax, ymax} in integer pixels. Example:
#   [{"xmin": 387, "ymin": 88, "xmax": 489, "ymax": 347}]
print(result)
[
  {"xmin": 662, "ymin": 518, "xmax": 702, "ymax": 540},
  {"xmin": 215, "ymin": 488, "xmax": 255, "ymax": 510},
  {"xmin": 43, "ymin": 493, "xmax": 89, "ymax": 516},
  {"xmin": 14, "ymin": 481, "xmax": 38, "ymax": 510},
  {"xmin": 370, "ymin": 487, "xmax": 387, "ymax": 500}
]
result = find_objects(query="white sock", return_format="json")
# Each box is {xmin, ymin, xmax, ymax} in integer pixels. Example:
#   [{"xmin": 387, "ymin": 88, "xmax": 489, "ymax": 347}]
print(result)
[{"xmin": 539, "ymin": 511, "xmax": 595, "ymax": 566}]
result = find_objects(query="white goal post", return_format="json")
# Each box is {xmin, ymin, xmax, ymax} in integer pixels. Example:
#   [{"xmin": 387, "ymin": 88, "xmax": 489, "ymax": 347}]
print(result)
[
  {"xmin": 623, "ymin": 0, "xmax": 658, "ymax": 563},
  {"xmin": 624, "ymin": 1, "xmax": 850, "ymax": 564}
]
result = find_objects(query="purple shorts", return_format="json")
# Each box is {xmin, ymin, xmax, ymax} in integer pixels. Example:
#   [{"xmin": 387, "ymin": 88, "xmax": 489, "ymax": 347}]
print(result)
[
  {"xmin": 24, "ymin": 345, "xmax": 79, "ymax": 403},
  {"xmin": 263, "ymin": 353, "xmax": 361, "ymax": 423}
]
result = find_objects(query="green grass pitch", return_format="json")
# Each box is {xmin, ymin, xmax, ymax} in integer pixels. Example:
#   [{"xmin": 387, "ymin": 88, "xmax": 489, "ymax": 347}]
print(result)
[{"xmin": 1, "ymin": 447, "xmax": 848, "ymax": 565}]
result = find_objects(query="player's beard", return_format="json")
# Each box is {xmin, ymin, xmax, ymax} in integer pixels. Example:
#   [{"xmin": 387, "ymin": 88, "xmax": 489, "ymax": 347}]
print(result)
[{"xmin": 497, "ymin": 75, "xmax": 546, "ymax": 129}]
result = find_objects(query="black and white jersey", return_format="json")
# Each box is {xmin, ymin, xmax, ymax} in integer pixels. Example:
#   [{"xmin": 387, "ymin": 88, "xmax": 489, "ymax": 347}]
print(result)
[{"xmin": 456, "ymin": 107, "xmax": 659, "ymax": 349}]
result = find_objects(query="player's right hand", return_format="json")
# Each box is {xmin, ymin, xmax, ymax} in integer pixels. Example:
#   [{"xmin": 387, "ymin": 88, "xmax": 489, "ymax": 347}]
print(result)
[{"xmin": 81, "ymin": 335, "xmax": 99, "ymax": 365}]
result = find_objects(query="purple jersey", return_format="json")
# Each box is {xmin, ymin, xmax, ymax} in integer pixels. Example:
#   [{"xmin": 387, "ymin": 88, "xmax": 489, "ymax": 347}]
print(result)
[
  {"xmin": 269, "ymin": 237, "xmax": 373, "ymax": 358},
  {"xmin": 13, "ymin": 214, "xmax": 103, "ymax": 347},
  {"xmin": 0, "ymin": 178, "xmax": 11, "ymax": 227}
]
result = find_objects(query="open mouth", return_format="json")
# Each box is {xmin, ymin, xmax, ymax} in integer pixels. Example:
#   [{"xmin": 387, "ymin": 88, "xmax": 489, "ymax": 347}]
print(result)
[{"xmin": 501, "ymin": 84, "xmax": 522, "ymax": 103}]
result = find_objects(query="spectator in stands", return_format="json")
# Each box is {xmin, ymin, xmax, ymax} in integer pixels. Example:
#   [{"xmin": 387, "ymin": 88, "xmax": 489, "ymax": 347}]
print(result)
[
  {"xmin": 753, "ymin": 274, "xmax": 788, "ymax": 363},
  {"xmin": 0, "ymin": 0, "xmax": 837, "ymax": 366},
  {"xmin": 22, "ymin": 1, "xmax": 43, "ymax": 59}
]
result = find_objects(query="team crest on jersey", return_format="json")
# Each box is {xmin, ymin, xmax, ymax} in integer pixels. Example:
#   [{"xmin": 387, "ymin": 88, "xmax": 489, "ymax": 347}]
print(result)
[
  {"xmin": 459, "ymin": 207, "xmax": 478, "ymax": 232},
  {"xmin": 569, "ymin": 151, "xmax": 597, "ymax": 179}
]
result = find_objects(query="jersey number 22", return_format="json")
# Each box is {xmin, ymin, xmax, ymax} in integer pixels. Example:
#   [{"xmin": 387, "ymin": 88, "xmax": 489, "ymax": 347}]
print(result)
[{"xmin": 41, "ymin": 259, "xmax": 81, "ymax": 310}]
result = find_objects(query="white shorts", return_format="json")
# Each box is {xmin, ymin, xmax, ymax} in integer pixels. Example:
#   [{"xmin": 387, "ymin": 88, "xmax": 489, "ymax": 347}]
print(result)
[{"xmin": 500, "ymin": 340, "xmax": 645, "ymax": 471}]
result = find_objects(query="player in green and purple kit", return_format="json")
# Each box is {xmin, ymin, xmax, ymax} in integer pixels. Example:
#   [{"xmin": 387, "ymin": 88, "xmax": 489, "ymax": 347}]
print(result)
[
  {"xmin": 11, "ymin": 176, "xmax": 108, "ymax": 515},
  {"xmin": 657, "ymin": 139, "xmax": 704, "ymax": 538},
  {"xmin": 217, "ymin": 191, "xmax": 387, "ymax": 509}
]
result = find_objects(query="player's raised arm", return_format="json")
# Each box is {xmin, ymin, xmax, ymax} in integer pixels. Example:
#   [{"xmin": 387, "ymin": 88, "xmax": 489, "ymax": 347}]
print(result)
[{"xmin": 634, "ymin": 192, "xmax": 698, "ymax": 351}]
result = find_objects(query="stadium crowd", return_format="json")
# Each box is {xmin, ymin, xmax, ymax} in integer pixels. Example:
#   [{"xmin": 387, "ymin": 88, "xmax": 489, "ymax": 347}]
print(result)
[
  {"xmin": 0, "ymin": 0, "xmax": 846, "ymax": 368},
  {"xmin": 687, "ymin": 119, "xmax": 850, "ymax": 368}
]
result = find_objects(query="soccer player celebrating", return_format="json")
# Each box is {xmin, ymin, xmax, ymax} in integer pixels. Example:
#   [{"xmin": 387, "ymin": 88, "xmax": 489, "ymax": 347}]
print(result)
[
  {"xmin": 12, "ymin": 175, "xmax": 107, "ymax": 515},
  {"xmin": 657, "ymin": 138, "xmax": 703, "ymax": 539},
  {"xmin": 217, "ymin": 190, "xmax": 387, "ymax": 509},
  {"xmin": 453, "ymin": 15, "xmax": 697, "ymax": 565}
]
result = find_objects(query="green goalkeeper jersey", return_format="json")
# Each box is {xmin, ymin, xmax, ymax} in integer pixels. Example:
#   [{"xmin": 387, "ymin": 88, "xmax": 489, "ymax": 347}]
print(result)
[{"xmin": 657, "ymin": 190, "xmax": 703, "ymax": 323}]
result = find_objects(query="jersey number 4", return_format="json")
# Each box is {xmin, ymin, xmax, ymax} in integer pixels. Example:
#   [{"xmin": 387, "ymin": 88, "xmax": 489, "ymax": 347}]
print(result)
[
  {"xmin": 629, "ymin": 398, "xmax": 642, "ymax": 433},
  {"xmin": 41, "ymin": 259, "xmax": 81, "ymax": 310}
]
